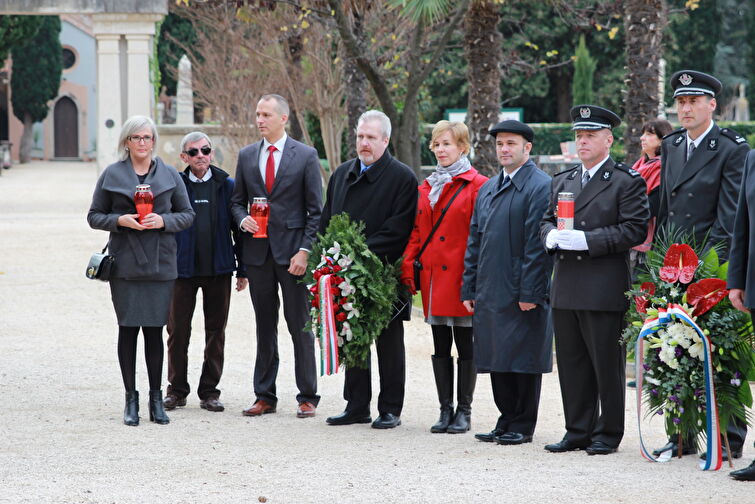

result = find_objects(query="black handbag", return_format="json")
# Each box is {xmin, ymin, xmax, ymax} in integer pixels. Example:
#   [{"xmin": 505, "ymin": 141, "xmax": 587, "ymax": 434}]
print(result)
[
  {"xmin": 413, "ymin": 181, "xmax": 468, "ymax": 289},
  {"xmin": 86, "ymin": 242, "xmax": 115, "ymax": 281}
]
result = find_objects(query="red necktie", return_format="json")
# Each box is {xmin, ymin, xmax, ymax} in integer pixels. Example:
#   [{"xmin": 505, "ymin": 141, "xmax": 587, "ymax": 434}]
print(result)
[{"xmin": 265, "ymin": 145, "xmax": 277, "ymax": 193}]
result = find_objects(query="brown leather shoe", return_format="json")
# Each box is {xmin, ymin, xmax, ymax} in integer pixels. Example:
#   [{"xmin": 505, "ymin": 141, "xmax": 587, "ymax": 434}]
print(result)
[
  {"xmin": 297, "ymin": 402, "xmax": 316, "ymax": 418},
  {"xmin": 163, "ymin": 394, "xmax": 186, "ymax": 411},
  {"xmin": 242, "ymin": 400, "xmax": 276, "ymax": 416}
]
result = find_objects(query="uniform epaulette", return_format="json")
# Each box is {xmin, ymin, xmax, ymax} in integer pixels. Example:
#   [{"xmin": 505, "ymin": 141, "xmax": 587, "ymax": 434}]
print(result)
[
  {"xmin": 663, "ymin": 127, "xmax": 686, "ymax": 140},
  {"xmin": 555, "ymin": 164, "xmax": 580, "ymax": 176},
  {"xmin": 613, "ymin": 162, "xmax": 641, "ymax": 177},
  {"xmin": 720, "ymin": 128, "xmax": 748, "ymax": 145}
]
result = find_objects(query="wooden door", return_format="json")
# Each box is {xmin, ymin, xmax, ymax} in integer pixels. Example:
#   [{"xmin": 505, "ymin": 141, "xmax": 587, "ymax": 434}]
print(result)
[{"xmin": 54, "ymin": 96, "xmax": 78, "ymax": 158}]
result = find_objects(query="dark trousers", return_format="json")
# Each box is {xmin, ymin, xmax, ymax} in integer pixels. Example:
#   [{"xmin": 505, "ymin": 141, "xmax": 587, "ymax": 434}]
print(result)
[
  {"xmin": 553, "ymin": 308, "xmax": 626, "ymax": 448},
  {"xmin": 343, "ymin": 317, "xmax": 405, "ymax": 416},
  {"xmin": 491, "ymin": 372, "xmax": 542, "ymax": 436},
  {"xmin": 166, "ymin": 274, "xmax": 231, "ymax": 400},
  {"xmin": 246, "ymin": 252, "xmax": 319, "ymax": 406}
]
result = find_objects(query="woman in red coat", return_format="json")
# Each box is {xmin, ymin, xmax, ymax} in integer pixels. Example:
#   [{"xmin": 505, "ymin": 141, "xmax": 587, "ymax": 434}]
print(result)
[{"xmin": 402, "ymin": 121, "xmax": 488, "ymax": 433}]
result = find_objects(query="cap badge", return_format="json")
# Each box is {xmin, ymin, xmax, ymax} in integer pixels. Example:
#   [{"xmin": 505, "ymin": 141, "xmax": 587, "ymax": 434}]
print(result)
[
  {"xmin": 580, "ymin": 107, "xmax": 591, "ymax": 118},
  {"xmin": 708, "ymin": 138, "xmax": 717, "ymax": 150},
  {"xmin": 674, "ymin": 135, "xmax": 684, "ymax": 146},
  {"xmin": 602, "ymin": 171, "xmax": 611, "ymax": 181},
  {"xmin": 679, "ymin": 73, "xmax": 693, "ymax": 86}
]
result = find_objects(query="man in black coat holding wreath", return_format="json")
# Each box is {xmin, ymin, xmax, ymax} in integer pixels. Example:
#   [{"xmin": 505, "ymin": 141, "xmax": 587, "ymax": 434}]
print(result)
[{"xmin": 320, "ymin": 110, "xmax": 418, "ymax": 429}]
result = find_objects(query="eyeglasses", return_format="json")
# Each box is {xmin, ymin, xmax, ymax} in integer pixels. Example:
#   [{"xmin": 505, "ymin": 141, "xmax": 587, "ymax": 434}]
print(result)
[
  {"xmin": 184, "ymin": 146, "xmax": 212, "ymax": 157},
  {"xmin": 128, "ymin": 135, "xmax": 153, "ymax": 144}
]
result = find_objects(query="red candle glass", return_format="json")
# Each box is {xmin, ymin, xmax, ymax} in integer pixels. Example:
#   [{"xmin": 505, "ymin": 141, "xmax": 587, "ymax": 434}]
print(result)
[
  {"xmin": 134, "ymin": 184, "xmax": 154, "ymax": 224},
  {"xmin": 557, "ymin": 192, "xmax": 574, "ymax": 230},
  {"xmin": 251, "ymin": 197, "xmax": 269, "ymax": 238}
]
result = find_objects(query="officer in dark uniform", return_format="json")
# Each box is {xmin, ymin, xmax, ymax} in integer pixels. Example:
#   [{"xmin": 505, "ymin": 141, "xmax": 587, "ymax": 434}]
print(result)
[
  {"xmin": 540, "ymin": 105, "xmax": 649, "ymax": 455},
  {"xmin": 655, "ymin": 70, "xmax": 750, "ymax": 459}
]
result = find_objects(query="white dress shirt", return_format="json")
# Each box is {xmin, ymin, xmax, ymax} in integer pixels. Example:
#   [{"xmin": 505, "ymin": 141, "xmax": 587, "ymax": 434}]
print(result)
[{"xmin": 259, "ymin": 133, "xmax": 288, "ymax": 184}]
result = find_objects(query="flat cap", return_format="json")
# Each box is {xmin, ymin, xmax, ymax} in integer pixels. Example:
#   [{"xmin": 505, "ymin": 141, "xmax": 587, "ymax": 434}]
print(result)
[
  {"xmin": 670, "ymin": 70, "xmax": 722, "ymax": 98},
  {"xmin": 570, "ymin": 104, "xmax": 621, "ymax": 130},
  {"xmin": 488, "ymin": 120, "xmax": 534, "ymax": 143}
]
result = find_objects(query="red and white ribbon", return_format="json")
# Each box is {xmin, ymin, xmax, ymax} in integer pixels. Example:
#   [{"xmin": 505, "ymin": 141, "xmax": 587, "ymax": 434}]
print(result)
[{"xmin": 317, "ymin": 274, "xmax": 339, "ymax": 376}]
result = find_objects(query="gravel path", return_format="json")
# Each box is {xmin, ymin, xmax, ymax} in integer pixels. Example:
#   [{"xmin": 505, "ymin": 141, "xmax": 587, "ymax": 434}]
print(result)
[{"xmin": 0, "ymin": 161, "xmax": 752, "ymax": 503}]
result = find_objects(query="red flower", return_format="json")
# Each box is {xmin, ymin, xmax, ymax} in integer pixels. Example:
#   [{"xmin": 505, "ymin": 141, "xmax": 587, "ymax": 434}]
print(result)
[
  {"xmin": 634, "ymin": 282, "xmax": 656, "ymax": 314},
  {"xmin": 336, "ymin": 311, "xmax": 347, "ymax": 322},
  {"xmin": 331, "ymin": 287, "xmax": 340, "ymax": 296},
  {"xmin": 311, "ymin": 297, "xmax": 318, "ymax": 307},
  {"xmin": 687, "ymin": 278, "xmax": 728, "ymax": 317},
  {"xmin": 333, "ymin": 265, "xmax": 342, "ymax": 273},
  {"xmin": 659, "ymin": 244, "xmax": 698, "ymax": 284},
  {"xmin": 339, "ymin": 297, "xmax": 349, "ymax": 305}
]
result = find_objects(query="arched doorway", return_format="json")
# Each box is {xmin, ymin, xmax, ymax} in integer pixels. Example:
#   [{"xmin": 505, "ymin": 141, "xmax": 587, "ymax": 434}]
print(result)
[{"xmin": 54, "ymin": 96, "xmax": 78, "ymax": 158}]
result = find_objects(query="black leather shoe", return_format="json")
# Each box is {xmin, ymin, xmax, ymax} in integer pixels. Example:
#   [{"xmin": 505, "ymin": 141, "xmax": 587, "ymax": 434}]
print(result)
[
  {"xmin": 652, "ymin": 440, "xmax": 697, "ymax": 457},
  {"xmin": 163, "ymin": 394, "xmax": 186, "ymax": 411},
  {"xmin": 730, "ymin": 460, "xmax": 755, "ymax": 481},
  {"xmin": 495, "ymin": 432, "xmax": 533, "ymax": 445},
  {"xmin": 475, "ymin": 429, "xmax": 505, "ymax": 443},
  {"xmin": 700, "ymin": 447, "xmax": 743, "ymax": 462},
  {"xmin": 325, "ymin": 410, "xmax": 372, "ymax": 426},
  {"xmin": 372, "ymin": 413, "xmax": 401, "ymax": 429},
  {"xmin": 148, "ymin": 390, "xmax": 170, "ymax": 425},
  {"xmin": 123, "ymin": 391, "xmax": 139, "ymax": 426},
  {"xmin": 545, "ymin": 438, "xmax": 588, "ymax": 453},
  {"xmin": 586, "ymin": 441, "xmax": 617, "ymax": 455},
  {"xmin": 200, "ymin": 397, "xmax": 225, "ymax": 412}
]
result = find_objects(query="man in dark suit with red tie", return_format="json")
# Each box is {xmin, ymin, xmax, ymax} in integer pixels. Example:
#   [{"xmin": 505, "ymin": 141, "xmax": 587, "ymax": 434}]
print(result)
[{"xmin": 231, "ymin": 94, "xmax": 322, "ymax": 419}]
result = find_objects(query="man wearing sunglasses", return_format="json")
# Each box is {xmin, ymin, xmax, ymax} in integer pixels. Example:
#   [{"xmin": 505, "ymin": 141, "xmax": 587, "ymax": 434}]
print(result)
[{"xmin": 164, "ymin": 132, "xmax": 248, "ymax": 414}]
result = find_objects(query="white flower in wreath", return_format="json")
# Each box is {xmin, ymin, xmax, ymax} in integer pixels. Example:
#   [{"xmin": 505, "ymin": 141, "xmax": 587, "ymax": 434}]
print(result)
[
  {"xmin": 337, "ymin": 336, "xmax": 344, "ymax": 347},
  {"xmin": 342, "ymin": 302, "xmax": 361, "ymax": 319},
  {"xmin": 645, "ymin": 376, "xmax": 661, "ymax": 385},
  {"xmin": 669, "ymin": 287, "xmax": 680, "ymax": 299},
  {"xmin": 339, "ymin": 280, "xmax": 356, "ymax": 296},
  {"xmin": 337, "ymin": 255, "xmax": 353, "ymax": 268},
  {"xmin": 688, "ymin": 332, "xmax": 706, "ymax": 361},
  {"xmin": 340, "ymin": 321, "xmax": 354, "ymax": 341},
  {"xmin": 327, "ymin": 241, "xmax": 342, "ymax": 259}
]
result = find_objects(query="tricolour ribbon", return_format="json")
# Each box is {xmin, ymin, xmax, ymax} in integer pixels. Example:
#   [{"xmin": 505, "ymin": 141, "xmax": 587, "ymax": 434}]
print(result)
[
  {"xmin": 317, "ymin": 274, "xmax": 339, "ymax": 376},
  {"xmin": 635, "ymin": 303, "xmax": 722, "ymax": 470}
]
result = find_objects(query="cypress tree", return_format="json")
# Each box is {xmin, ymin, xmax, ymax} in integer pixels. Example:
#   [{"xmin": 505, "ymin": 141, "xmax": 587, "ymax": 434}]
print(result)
[
  {"xmin": 572, "ymin": 34, "xmax": 596, "ymax": 105},
  {"xmin": 10, "ymin": 16, "xmax": 62, "ymax": 163}
]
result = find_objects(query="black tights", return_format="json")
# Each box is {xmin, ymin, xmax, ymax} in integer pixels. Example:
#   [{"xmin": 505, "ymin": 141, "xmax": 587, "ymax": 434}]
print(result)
[
  {"xmin": 117, "ymin": 326, "xmax": 164, "ymax": 392},
  {"xmin": 431, "ymin": 325, "xmax": 473, "ymax": 360}
]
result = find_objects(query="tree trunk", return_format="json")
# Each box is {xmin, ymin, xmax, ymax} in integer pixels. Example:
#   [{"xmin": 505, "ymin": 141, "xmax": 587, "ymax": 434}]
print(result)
[
  {"xmin": 549, "ymin": 68, "xmax": 572, "ymax": 123},
  {"xmin": 464, "ymin": 0, "xmax": 502, "ymax": 178},
  {"xmin": 286, "ymin": 34, "xmax": 305, "ymax": 141},
  {"xmin": 19, "ymin": 112, "xmax": 33, "ymax": 164},
  {"xmin": 343, "ymin": 13, "xmax": 366, "ymax": 161},
  {"xmin": 623, "ymin": 0, "xmax": 667, "ymax": 163}
]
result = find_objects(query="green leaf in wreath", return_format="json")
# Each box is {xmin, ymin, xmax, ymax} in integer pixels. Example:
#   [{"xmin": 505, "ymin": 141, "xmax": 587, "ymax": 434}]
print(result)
[
  {"xmin": 701, "ymin": 247, "xmax": 719, "ymax": 273},
  {"xmin": 717, "ymin": 261, "xmax": 729, "ymax": 281}
]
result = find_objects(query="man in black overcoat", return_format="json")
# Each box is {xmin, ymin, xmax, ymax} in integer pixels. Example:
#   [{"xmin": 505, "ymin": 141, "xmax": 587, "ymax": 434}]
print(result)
[
  {"xmin": 655, "ymin": 70, "xmax": 750, "ymax": 459},
  {"xmin": 321, "ymin": 110, "xmax": 418, "ymax": 429},
  {"xmin": 540, "ymin": 105, "xmax": 649, "ymax": 455},
  {"xmin": 727, "ymin": 149, "xmax": 755, "ymax": 481}
]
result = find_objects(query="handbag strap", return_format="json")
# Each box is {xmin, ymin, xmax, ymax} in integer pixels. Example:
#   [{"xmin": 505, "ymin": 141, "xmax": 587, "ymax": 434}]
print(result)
[
  {"xmin": 416, "ymin": 180, "xmax": 469, "ymax": 262},
  {"xmin": 101, "ymin": 239, "xmax": 110, "ymax": 254}
]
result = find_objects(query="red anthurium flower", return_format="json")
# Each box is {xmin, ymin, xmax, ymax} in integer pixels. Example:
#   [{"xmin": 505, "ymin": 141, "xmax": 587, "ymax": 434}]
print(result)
[
  {"xmin": 634, "ymin": 282, "xmax": 656, "ymax": 314},
  {"xmin": 659, "ymin": 244, "xmax": 698, "ymax": 284},
  {"xmin": 336, "ymin": 312, "xmax": 348, "ymax": 322},
  {"xmin": 333, "ymin": 265, "xmax": 342, "ymax": 273},
  {"xmin": 687, "ymin": 278, "xmax": 728, "ymax": 317}
]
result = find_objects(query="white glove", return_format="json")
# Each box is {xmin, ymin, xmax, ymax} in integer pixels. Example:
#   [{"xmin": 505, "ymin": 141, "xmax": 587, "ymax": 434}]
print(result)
[
  {"xmin": 555, "ymin": 230, "xmax": 588, "ymax": 251},
  {"xmin": 545, "ymin": 229, "xmax": 559, "ymax": 249}
]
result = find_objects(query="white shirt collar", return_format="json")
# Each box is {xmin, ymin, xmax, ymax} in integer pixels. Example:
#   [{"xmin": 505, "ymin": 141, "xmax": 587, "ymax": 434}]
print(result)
[
  {"xmin": 687, "ymin": 120, "xmax": 715, "ymax": 149},
  {"xmin": 582, "ymin": 154, "xmax": 610, "ymax": 178},
  {"xmin": 262, "ymin": 132, "xmax": 288, "ymax": 153},
  {"xmin": 188, "ymin": 168, "xmax": 212, "ymax": 183},
  {"xmin": 503, "ymin": 163, "xmax": 524, "ymax": 181}
]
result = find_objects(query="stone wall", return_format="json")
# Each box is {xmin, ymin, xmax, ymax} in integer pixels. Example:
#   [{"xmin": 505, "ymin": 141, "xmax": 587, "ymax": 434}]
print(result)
[{"xmin": 0, "ymin": 1, "xmax": 167, "ymax": 14}]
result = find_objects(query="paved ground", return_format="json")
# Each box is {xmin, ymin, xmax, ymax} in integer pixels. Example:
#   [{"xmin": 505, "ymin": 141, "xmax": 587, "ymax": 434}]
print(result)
[{"xmin": 1, "ymin": 161, "xmax": 753, "ymax": 503}]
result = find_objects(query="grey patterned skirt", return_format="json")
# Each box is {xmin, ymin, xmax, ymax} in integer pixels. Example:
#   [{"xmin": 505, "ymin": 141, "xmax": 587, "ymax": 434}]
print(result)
[{"xmin": 109, "ymin": 278, "xmax": 174, "ymax": 327}]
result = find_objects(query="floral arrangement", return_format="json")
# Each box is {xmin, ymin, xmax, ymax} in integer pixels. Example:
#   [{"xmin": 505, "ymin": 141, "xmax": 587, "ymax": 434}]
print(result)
[
  {"xmin": 304, "ymin": 214, "xmax": 400, "ymax": 371},
  {"xmin": 623, "ymin": 230, "xmax": 754, "ymax": 453}
]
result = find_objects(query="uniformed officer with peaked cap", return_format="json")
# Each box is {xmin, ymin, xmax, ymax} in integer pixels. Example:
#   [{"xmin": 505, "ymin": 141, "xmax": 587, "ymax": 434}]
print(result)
[
  {"xmin": 654, "ymin": 71, "xmax": 750, "ymax": 458},
  {"xmin": 540, "ymin": 104, "xmax": 649, "ymax": 456}
]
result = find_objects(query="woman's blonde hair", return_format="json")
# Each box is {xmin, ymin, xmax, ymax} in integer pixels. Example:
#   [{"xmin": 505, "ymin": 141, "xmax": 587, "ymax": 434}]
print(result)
[
  {"xmin": 429, "ymin": 120, "xmax": 470, "ymax": 155},
  {"xmin": 117, "ymin": 115, "xmax": 158, "ymax": 162}
]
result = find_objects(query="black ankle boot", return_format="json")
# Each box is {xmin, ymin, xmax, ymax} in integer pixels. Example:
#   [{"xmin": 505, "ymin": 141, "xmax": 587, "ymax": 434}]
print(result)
[
  {"xmin": 124, "ymin": 390, "xmax": 139, "ymax": 426},
  {"xmin": 149, "ymin": 390, "xmax": 170, "ymax": 424},
  {"xmin": 447, "ymin": 359, "xmax": 476, "ymax": 434},
  {"xmin": 430, "ymin": 355, "xmax": 454, "ymax": 433}
]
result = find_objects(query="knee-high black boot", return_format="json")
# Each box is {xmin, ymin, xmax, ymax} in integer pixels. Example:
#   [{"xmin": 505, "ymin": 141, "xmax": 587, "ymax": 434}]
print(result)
[
  {"xmin": 124, "ymin": 391, "xmax": 139, "ymax": 426},
  {"xmin": 447, "ymin": 359, "xmax": 476, "ymax": 434},
  {"xmin": 149, "ymin": 390, "xmax": 170, "ymax": 424},
  {"xmin": 430, "ymin": 355, "xmax": 454, "ymax": 433}
]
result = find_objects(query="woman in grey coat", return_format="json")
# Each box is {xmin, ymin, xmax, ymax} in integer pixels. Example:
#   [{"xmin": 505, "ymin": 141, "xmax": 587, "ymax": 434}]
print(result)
[{"xmin": 88, "ymin": 116, "xmax": 194, "ymax": 426}]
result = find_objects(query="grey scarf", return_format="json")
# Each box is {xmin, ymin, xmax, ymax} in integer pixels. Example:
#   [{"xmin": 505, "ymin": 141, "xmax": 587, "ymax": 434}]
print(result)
[{"xmin": 426, "ymin": 154, "xmax": 471, "ymax": 209}]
